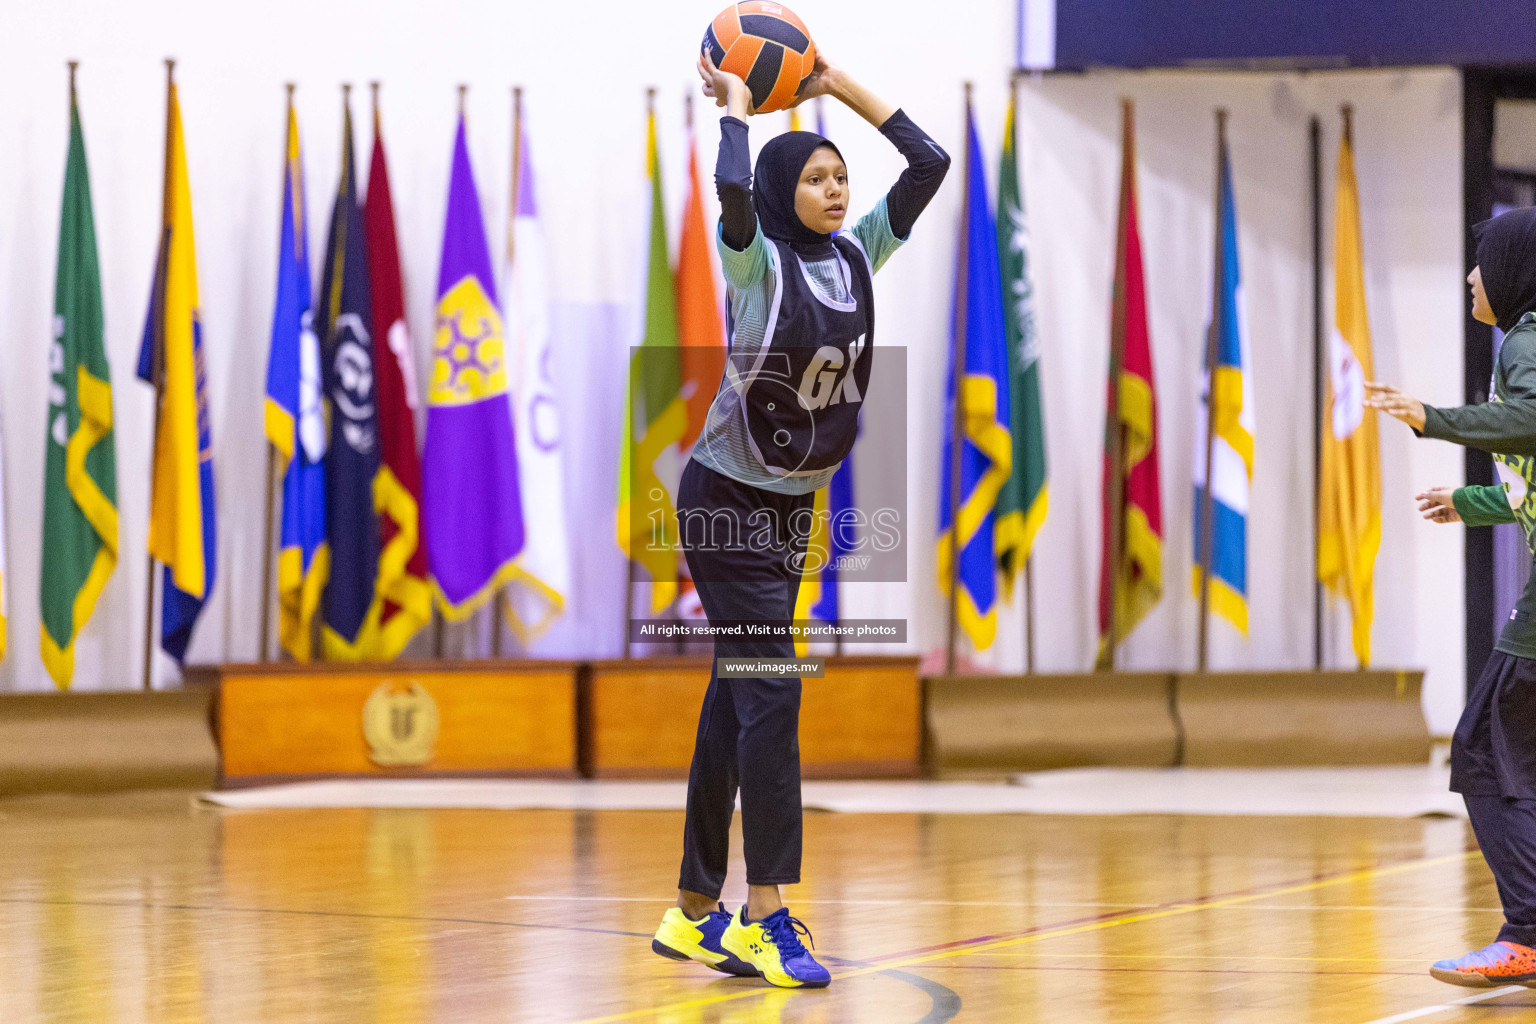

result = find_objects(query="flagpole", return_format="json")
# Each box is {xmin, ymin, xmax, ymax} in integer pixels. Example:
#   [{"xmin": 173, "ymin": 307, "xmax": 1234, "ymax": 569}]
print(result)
[
  {"xmin": 1341, "ymin": 103, "xmax": 1362, "ymax": 672},
  {"xmin": 257, "ymin": 82, "xmax": 297, "ymax": 665},
  {"xmin": 142, "ymin": 57, "xmax": 176, "ymax": 692},
  {"xmin": 1310, "ymin": 113, "xmax": 1324, "ymax": 671},
  {"xmin": 490, "ymin": 86, "xmax": 526, "ymax": 660},
  {"xmin": 944, "ymin": 83, "xmax": 974, "ymax": 677},
  {"xmin": 1196, "ymin": 109, "xmax": 1227, "ymax": 675},
  {"xmin": 624, "ymin": 87, "xmax": 658, "ymax": 662},
  {"xmin": 1008, "ymin": 70, "xmax": 1037, "ymax": 678},
  {"xmin": 1103, "ymin": 98, "xmax": 1135, "ymax": 675}
]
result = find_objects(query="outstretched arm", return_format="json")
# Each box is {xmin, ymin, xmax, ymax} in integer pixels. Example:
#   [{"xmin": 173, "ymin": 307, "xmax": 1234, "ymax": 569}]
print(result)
[
  {"xmin": 799, "ymin": 57, "xmax": 950, "ymax": 262},
  {"xmin": 1368, "ymin": 333, "xmax": 1536, "ymax": 456}
]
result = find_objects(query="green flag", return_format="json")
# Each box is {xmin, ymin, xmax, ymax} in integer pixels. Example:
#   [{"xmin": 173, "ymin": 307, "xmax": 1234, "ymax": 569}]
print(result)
[
  {"xmin": 40, "ymin": 80, "xmax": 118, "ymax": 689},
  {"xmin": 995, "ymin": 91, "xmax": 1048, "ymax": 590},
  {"xmin": 616, "ymin": 107, "xmax": 686, "ymax": 614}
]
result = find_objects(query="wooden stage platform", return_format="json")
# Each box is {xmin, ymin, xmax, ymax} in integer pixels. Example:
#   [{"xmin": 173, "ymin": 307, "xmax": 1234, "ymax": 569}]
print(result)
[
  {"xmin": 0, "ymin": 788, "xmax": 1523, "ymax": 1023},
  {"xmin": 0, "ymin": 661, "xmax": 1433, "ymax": 794}
]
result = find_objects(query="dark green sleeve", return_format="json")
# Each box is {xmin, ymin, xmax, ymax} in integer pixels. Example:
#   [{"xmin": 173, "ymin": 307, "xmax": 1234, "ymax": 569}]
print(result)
[
  {"xmin": 1421, "ymin": 330, "xmax": 1536, "ymax": 455},
  {"xmin": 1453, "ymin": 484, "xmax": 1517, "ymax": 527}
]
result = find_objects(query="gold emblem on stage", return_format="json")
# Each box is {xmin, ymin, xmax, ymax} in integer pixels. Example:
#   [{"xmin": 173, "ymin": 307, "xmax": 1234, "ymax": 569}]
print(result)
[{"xmin": 363, "ymin": 681, "xmax": 440, "ymax": 767}]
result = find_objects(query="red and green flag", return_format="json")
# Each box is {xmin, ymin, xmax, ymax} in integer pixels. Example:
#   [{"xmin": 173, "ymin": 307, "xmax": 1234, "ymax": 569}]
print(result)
[
  {"xmin": 617, "ymin": 106, "xmax": 687, "ymax": 613},
  {"xmin": 1098, "ymin": 101, "xmax": 1163, "ymax": 665}
]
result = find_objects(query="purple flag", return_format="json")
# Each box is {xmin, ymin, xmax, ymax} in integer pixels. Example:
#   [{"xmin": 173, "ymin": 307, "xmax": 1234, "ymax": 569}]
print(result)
[{"xmin": 423, "ymin": 114, "xmax": 526, "ymax": 618}]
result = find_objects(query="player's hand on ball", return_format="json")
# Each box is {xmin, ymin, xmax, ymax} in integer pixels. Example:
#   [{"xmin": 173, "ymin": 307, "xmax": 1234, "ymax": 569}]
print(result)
[
  {"xmin": 791, "ymin": 53, "xmax": 840, "ymax": 106},
  {"xmin": 1364, "ymin": 381, "xmax": 1426, "ymax": 431},
  {"xmin": 697, "ymin": 53, "xmax": 751, "ymax": 114},
  {"xmin": 1416, "ymin": 486, "xmax": 1461, "ymax": 524}
]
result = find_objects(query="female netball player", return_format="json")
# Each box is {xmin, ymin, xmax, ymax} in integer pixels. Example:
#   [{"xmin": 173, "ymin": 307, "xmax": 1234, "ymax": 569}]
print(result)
[
  {"xmin": 648, "ymin": 52, "xmax": 949, "ymax": 988},
  {"xmin": 1367, "ymin": 206, "xmax": 1536, "ymax": 988}
]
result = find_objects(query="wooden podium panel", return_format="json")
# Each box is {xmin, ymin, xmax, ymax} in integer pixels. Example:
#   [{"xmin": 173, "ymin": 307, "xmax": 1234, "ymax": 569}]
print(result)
[
  {"xmin": 927, "ymin": 673, "xmax": 1182, "ymax": 772},
  {"xmin": 584, "ymin": 656, "xmax": 922, "ymax": 778},
  {"xmin": 209, "ymin": 661, "xmax": 579, "ymax": 787}
]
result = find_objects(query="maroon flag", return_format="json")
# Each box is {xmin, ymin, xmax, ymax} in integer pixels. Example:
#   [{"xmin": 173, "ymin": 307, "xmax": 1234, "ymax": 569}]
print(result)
[
  {"xmin": 1098, "ymin": 100, "xmax": 1163, "ymax": 667},
  {"xmin": 364, "ymin": 95, "xmax": 430, "ymax": 657}
]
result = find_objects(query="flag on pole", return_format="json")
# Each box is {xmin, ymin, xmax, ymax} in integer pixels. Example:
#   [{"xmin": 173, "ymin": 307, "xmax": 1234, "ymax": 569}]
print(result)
[
  {"xmin": 503, "ymin": 98, "xmax": 572, "ymax": 642},
  {"xmin": 937, "ymin": 98, "xmax": 1013, "ymax": 652},
  {"xmin": 317, "ymin": 94, "xmax": 383, "ymax": 660},
  {"xmin": 1318, "ymin": 112, "xmax": 1380, "ymax": 665},
  {"xmin": 41, "ymin": 79, "xmax": 118, "ymax": 687},
  {"xmin": 617, "ymin": 104, "xmax": 687, "ymax": 614},
  {"xmin": 1193, "ymin": 121, "xmax": 1254, "ymax": 635},
  {"xmin": 676, "ymin": 105, "xmax": 726, "ymax": 452},
  {"xmin": 138, "ymin": 71, "xmax": 216, "ymax": 665},
  {"xmin": 423, "ymin": 105, "xmax": 527, "ymax": 620},
  {"xmin": 364, "ymin": 97, "xmax": 430, "ymax": 658},
  {"xmin": 994, "ymin": 90, "xmax": 1047, "ymax": 591},
  {"xmin": 265, "ymin": 97, "xmax": 328, "ymax": 663},
  {"xmin": 1097, "ymin": 101, "xmax": 1162, "ymax": 665}
]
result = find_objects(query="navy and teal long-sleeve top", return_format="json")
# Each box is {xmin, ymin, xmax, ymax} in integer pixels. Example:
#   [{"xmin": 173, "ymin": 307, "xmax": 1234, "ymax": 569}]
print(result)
[{"xmin": 691, "ymin": 109, "xmax": 950, "ymax": 494}]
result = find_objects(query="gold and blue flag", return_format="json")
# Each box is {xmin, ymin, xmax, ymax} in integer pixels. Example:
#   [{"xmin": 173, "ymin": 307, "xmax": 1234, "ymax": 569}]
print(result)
[
  {"xmin": 937, "ymin": 99, "xmax": 1013, "ymax": 651},
  {"xmin": 265, "ymin": 95, "xmax": 329, "ymax": 661},
  {"xmin": 1192, "ymin": 124, "xmax": 1254, "ymax": 634},
  {"xmin": 138, "ymin": 74, "xmax": 216, "ymax": 664}
]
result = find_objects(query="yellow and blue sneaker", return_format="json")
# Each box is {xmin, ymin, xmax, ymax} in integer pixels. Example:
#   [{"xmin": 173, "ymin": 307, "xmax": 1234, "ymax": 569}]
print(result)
[
  {"xmin": 720, "ymin": 906, "xmax": 831, "ymax": 989},
  {"xmin": 653, "ymin": 903, "xmax": 759, "ymax": 977}
]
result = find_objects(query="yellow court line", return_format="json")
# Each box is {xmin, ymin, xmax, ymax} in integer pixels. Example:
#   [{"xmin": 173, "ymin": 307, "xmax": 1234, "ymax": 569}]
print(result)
[
  {"xmin": 974, "ymin": 953, "xmax": 1431, "ymax": 963},
  {"xmin": 568, "ymin": 850, "xmax": 1479, "ymax": 1024}
]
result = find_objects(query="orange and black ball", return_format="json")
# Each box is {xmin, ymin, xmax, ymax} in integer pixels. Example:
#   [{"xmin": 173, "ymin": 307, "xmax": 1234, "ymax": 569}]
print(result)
[{"xmin": 702, "ymin": 2, "xmax": 817, "ymax": 114}]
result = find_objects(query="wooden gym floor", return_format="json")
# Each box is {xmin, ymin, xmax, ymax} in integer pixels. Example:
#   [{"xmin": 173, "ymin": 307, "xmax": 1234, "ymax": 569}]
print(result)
[{"xmin": 0, "ymin": 790, "xmax": 1530, "ymax": 1023}]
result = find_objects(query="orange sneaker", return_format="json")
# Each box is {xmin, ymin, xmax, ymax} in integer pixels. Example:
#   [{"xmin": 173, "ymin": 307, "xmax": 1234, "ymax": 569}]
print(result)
[{"xmin": 1431, "ymin": 941, "xmax": 1536, "ymax": 987}]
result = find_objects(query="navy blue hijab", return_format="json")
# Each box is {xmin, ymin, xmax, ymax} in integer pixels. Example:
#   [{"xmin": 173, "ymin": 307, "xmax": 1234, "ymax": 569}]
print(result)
[
  {"xmin": 753, "ymin": 130, "xmax": 843, "ymax": 258},
  {"xmin": 1476, "ymin": 206, "xmax": 1536, "ymax": 333}
]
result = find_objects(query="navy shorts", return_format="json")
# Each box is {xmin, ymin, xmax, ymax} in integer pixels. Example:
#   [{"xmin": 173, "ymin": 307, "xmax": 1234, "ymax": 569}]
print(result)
[{"xmin": 1452, "ymin": 649, "xmax": 1536, "ymax": 800}]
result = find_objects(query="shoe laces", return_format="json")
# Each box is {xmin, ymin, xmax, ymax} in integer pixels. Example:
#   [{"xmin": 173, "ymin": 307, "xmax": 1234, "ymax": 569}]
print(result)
[{"xmin": 765, "ymin": 912, "xmax": 815, "ymax": 959}]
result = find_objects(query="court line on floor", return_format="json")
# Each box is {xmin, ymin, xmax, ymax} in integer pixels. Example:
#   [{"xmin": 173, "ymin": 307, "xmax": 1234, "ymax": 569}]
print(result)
[
  {"xmin": 1356, "ymin": 985, "xmax": 1529, "ymax": 1023},
  {"xmin": 0, "ymin": 897, "xmax": 655, "ymax": 942},
  {"xmin": 567, "ymin": 849, "xmax": 1481, "ymax": 1024},
  {"xmin": 504, "ymin": 895, "xmax": 1505, "ymax": 912}
]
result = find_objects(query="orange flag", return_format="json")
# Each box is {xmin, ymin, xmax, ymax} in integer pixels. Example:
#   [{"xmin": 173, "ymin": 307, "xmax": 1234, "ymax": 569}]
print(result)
[{"xmin": 676, "ymin": 104, "xmax": 726, "ymax": 451}]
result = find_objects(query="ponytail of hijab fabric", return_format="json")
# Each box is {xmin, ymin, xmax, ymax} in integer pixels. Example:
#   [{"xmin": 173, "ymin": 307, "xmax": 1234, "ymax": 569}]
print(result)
[
  {"xmin": 753, "ymin": 130, "xmax": 843, "ymax": 258},
  {"xmin": 1475, "ymin": 206, "xmax": 1536, "ymax": 333}
]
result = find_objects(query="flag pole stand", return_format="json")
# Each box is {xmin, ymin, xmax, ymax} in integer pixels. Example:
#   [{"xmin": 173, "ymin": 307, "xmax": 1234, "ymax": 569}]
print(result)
[
  {"xmin": 1195, "ymin": 109, "xmax": 1228, "ymax": 676},
  {"xmin": 490, "ymin": 594, "xmax": 504, "ymax": 659},
  {"xmin": 258, "ymin": 446, "xmax": 278, "ymax": 662},
  {"xmin": 621, "ymin": 565, "xmax": 634, "ymax": 661},
  {"xmin": 1023, "ymin": 556, "xmax": 1035, "ymax": 674},
  {"xmin": 943, "ymin": 83, "xmax": 975, "ymax": 678}
]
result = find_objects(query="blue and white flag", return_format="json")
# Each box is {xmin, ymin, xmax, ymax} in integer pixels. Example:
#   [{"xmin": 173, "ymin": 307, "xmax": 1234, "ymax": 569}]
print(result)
[
  {"xmin": 264, "ymin": 99, "xmax": 328, "ymax": 661},
  {"xmin": 1192, "ymin": 126, "xmax": 1254, "ymax": 634}
]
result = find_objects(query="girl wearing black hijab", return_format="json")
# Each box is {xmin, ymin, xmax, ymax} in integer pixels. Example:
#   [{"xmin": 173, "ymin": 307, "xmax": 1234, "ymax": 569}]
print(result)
[
  {"xmin": 1369, "ymin": 206, "xmax": 1536, "ymax": 987},
  {"xmin": 648, "ymin": 52, "xmax": 949, "ymax": 988}
]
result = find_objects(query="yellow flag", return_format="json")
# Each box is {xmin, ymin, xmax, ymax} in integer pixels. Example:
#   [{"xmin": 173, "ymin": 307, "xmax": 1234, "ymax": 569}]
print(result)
[{"xmin": 1318, "ymin": 116, "xmax": 1381, "ymax": 665}]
